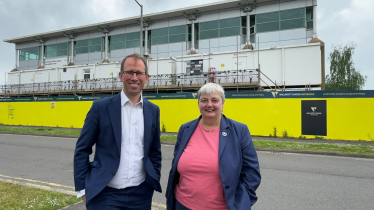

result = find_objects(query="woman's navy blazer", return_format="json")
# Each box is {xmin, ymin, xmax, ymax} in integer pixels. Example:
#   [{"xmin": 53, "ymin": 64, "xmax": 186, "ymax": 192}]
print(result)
[{"xmin": 165, "ymin": 115, "xmax": 261, "ymax": 210}]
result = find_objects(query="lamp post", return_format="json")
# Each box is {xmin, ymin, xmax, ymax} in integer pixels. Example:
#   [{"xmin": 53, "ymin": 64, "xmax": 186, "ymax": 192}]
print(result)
[{"xmin": 135, "ymin": 0, "xmax": 143, "ymax": 56}]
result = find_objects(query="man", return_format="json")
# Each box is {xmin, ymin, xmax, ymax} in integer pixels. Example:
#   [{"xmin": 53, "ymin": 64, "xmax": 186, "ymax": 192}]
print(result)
[{"xmin": 74, "ymin": 53, "xmax": 162, "ymax": 209}]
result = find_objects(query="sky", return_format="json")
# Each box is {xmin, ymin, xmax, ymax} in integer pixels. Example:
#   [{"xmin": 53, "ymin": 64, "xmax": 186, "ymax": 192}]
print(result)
[{"xmin": 0, "ymin": 0, "xmax": 373, "ymax": 90}]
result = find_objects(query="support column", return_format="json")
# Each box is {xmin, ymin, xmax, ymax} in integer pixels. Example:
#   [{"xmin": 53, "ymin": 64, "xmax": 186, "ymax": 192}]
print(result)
[
  {"xmin": 98, "ymin": 26, "xmax": 110, "ymax": 63},
  {"xmin": 34, "ymin": 37, "xmax": 45, "ymax": 69},
  {"xmin": 184, "ymin": 11, "xmax": 198, "ymax": 55},
  {"xmin": 41, "ymin": 42, "xmax": 45, "ymax": 66},
  {"xmin": 191, "ymin": 20, "xmax": 195, "ymax": 51},
  {"xmin": 246, "ymin": 12, "xmax": 250, "ymax": 46},
  {"xmin": 144, "ymin": 27, "xmax": 149, "ymax": 56},
  {"xmin": 313, "ymin": 0, "xmax": 318, "ymax": 38},
  {"xmin": 143, "ymin": 20, "xmax": 150, "ymax": 57},
  {"xmin": 242, "ymin": 5, "xmax": 253, "ymax": 50},
  {"xmin": 70, "ymin": 38, "xmax": 74, "ymax": 65},
  {"xmin": 14, "ymin": 45, "xmax": 18, "ymax": 70},
  {"xmin": 63, "ymin": 32, "xmax": 75, "ymax": 66},
  {"xmin": 103, "ymin": 32, "xmax": 109, "ymax": 63}
]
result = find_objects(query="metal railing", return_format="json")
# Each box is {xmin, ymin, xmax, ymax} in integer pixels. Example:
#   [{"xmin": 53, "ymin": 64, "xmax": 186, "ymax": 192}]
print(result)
[{"xmin": 0, "ymin": 70, "xmax": 259, "ymax": 97}]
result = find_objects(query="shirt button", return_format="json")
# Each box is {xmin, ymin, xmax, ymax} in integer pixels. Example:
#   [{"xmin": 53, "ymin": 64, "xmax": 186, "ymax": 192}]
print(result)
[
  {"xmin": 111, "ymin": 171, "xmax": 115, "ymax": 175},
  {"xmin": 225, "ymin": 186, "xmax": 230, "ymax": 190},
  {"xmin": 117, "ymin": 155, "xmax": 120, "ymax": 158}
]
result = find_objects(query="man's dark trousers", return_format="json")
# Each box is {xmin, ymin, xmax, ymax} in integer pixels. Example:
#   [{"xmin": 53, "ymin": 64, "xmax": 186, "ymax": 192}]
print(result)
[{"xmin": 86, "ymin": 181, "xmax": 154, "ymax": 210}]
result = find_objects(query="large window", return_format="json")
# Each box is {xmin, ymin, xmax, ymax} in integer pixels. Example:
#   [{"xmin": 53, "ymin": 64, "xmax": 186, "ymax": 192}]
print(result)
[
  {"xmin": 19, "ymin": 47, "xmax": 39, "ymax": 61},
  {"xmin": 89, "ymin": 37, "xmax": 102, "ymax": 53},
  {"xmin": 280, "ymin": 8, "xmax": 305, "ymax": 30},
  {"xmin": 256, "ymin": 8, "xmax": 306, "ymax": 33},
  {"xmin": 75, "ymin": 39, "xmax": 88, "ymax": 54},
  {"xmin": 306, "ymin": 7, "xmax": 313, "ymax": 30},
  {"xmin": 199, "ymin": 17, "xmax": 241, "ymax": 40},
  {"xmin": 151, "ymin": 25, "xmax": 187, "ymax": 45},
  {"xmin": 75, "ymin": 38, "xmax": 103, "ymax": 55},
  {"xmin": 126, "ymin": 32, "xmax": 140, "ymax": 48},
  {"xmin": 111, "ymin": 34, "xmax": 126, "ymax": 50},
  {"xmin": 169, "ymin": 25, "xmax": 187, "ymax": 44},
  {"xmin": 45, "ymin": 42, "xmax": 68, "ymax": 58}
]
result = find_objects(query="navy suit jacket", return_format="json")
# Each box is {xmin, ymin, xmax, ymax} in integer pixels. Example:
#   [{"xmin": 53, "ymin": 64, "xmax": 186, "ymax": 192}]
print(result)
[
  {"xmin": 166, "ymin": 115, "xmax": 261, "ymax": 210},
  {"xmin": 74, "ymin": 93, "xmax": 162, "ymax": 203}
]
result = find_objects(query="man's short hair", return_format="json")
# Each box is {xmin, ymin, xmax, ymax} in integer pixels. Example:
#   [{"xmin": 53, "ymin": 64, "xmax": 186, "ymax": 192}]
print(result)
[{"xmin": 120, "ymin": 53, "xmax": 148, "ymax": 74}]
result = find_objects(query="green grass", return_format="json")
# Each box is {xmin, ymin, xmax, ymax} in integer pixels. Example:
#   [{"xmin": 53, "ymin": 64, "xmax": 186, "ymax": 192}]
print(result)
[
  {"xmin": 0, "ymin": 181, "xmax": 80, "ymax": 210},
  {"xmin": 253, "ymin": 140, "xmax": 374, "ymax": 155},
  {"xmin": 1, "ymin": 126, "xmax": 374, "ymax": 156},
  {"xmin": 160, "ymin": 135, "xmax": 177, "ymax": 142},
  {"xmin": 0, "ymin": 126, "xmax": 81, "ymax": 137}
]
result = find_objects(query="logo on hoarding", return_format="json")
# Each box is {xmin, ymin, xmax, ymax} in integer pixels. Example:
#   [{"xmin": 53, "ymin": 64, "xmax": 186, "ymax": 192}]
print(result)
[
  {"xmin": 307, "ymin": 106, "xmax": 321, "ymax": 116},
  {"xmin": 192, "ymin": 93, "xmax": 197, "ymax": 98},
  {"xmin": 271, "ymin": 92, "xmax": 278, "ymax": 97},
  {"xmin": 34, "ymin": 97, "xmax": 38, "ymax": 101},
  {"xmin": 78, "ymin": 96, "xmax": 82, "ymax": 101}
]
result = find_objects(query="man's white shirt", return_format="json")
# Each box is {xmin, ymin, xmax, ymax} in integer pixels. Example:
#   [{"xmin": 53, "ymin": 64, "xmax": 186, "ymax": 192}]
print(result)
[{"xmin": 77, "ymin": 90, "xmax": 146, "ymax": 197}]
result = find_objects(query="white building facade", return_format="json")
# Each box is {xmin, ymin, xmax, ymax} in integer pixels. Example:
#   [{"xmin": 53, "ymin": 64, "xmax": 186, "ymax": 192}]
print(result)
[{"xmin": 3, "ymin": 0, "xmax": 323, "ymax": 95}]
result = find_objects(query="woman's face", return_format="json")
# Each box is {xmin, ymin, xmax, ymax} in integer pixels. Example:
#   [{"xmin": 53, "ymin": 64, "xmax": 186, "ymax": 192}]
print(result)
[{"xmin": 198, "ymin": 90, "xmax": 224, "ymax": 120}]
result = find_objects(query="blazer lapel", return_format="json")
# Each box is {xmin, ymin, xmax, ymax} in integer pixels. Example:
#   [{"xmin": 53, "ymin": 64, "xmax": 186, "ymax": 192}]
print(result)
[
  {"xmin": 219, "ymin": 115, "xmax": 230, "ymax": 159},
  {"xmin": 143, "ymin": 100, "xmax": 152, "ymax": 156},
  {"xmin": 108, "ymin": 93, "xmax": 122, "ymax": 154}
]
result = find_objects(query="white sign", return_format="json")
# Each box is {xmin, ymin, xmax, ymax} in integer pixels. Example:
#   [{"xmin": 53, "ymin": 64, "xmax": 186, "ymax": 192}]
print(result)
[{"xmin": 45, "ymin": 58, "xmax": 68, "ymax": 68}]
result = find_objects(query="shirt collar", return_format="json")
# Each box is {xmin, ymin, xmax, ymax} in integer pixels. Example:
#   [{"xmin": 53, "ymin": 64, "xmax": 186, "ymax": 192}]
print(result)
[{"xmin": 120, "ymin": 90, "xmax": 143, "ymax": 107}]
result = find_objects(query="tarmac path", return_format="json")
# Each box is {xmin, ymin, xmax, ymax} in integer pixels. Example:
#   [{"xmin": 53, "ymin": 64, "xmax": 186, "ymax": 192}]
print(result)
[{"xmin": 0, "ymin": 133, "xmax": 373, "ymax": 210}]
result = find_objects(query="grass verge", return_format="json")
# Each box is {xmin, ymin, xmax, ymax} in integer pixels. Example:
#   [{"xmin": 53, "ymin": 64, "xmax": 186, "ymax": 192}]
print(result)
[
  {"xmin": 0, "ymin": 181, "xmax": 80, "ymax": 210},
  {"xmin": 254, "ymin": 140, "xmax": 374, "ymax": 155},
  {"xmin": 0, "ymin": 126, "xmax": 81, "ymax": 137},
  {"xmin": 1, "ymin": 126, "xmax": 374, "ymax": 156}
]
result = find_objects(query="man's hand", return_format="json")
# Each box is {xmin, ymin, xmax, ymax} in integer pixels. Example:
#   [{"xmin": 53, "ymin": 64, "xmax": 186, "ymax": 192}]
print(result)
[{"xmin": 82, "ymin": 195, "xmax": 86, "ymax": 204}]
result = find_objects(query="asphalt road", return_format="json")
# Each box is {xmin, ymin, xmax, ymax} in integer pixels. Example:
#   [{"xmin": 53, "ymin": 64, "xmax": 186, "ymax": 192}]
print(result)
[{"xmin": 0, "ymin": 134, "xmax": 373, "ymax": 210}]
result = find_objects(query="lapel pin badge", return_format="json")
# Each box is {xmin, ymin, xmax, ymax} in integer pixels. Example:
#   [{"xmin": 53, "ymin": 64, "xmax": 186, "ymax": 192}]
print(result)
[{"xmin": 222, "ymin": 132, "xmax": 227, "ymax": 136}]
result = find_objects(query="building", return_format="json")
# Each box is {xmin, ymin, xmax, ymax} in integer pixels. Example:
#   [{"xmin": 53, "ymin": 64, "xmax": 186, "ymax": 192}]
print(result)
[{"xmin": 2, "ymin": 0, "xmax": 324, "ymax": 96}]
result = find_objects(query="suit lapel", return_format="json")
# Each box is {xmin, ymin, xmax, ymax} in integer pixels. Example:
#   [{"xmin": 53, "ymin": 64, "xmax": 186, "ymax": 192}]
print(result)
[
  {"xmin": 219, "ymin": 115, "xmax": 230, "ymax": 159},
  {"xmin": 108, "ymin": 93, "xmax": 122, "ymax": 154},
  {"xmin": 143, "ymin": 100, "xmax": 152, "ymax": 157}
]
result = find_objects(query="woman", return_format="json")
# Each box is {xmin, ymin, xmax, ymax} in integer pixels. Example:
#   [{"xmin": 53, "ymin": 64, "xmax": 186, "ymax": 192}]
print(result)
[{"xmin": 166, "ymin": 83, "xmax": 261, "ymax": 210}]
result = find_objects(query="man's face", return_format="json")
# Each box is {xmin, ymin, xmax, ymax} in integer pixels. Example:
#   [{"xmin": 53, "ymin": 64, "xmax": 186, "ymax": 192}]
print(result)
[{"xmin": 119, "ymin": 57, "xmax": 149, "ymax": 98}]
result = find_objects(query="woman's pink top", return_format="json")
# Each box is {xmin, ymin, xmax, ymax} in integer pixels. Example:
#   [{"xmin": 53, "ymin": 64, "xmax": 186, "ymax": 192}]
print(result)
[{"xmin": 175, "ymin": 123, "xmax": 228, "ymax": 210}]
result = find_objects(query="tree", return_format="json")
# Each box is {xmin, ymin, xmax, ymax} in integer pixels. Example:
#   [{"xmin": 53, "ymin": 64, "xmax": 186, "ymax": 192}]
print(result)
[{"xmin": 325, "ymin": 43, "xmax": 367, "ymax": 90}]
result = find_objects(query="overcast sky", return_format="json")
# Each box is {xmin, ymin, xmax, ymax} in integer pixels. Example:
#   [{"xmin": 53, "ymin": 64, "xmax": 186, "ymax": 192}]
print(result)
[{"xmin": 1, "ymin": 0, "xmax": 373, "ymax": 90}]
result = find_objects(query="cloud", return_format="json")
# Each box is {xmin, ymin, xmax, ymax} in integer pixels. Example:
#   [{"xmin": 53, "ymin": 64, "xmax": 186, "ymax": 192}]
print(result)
[
  {"xmin": 1, "ymin": 0, "xmax": 373, "ymax": 89},
  {"xmin": 319, "ymin": 0, "xmax": 374, "ymax": 89}
]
